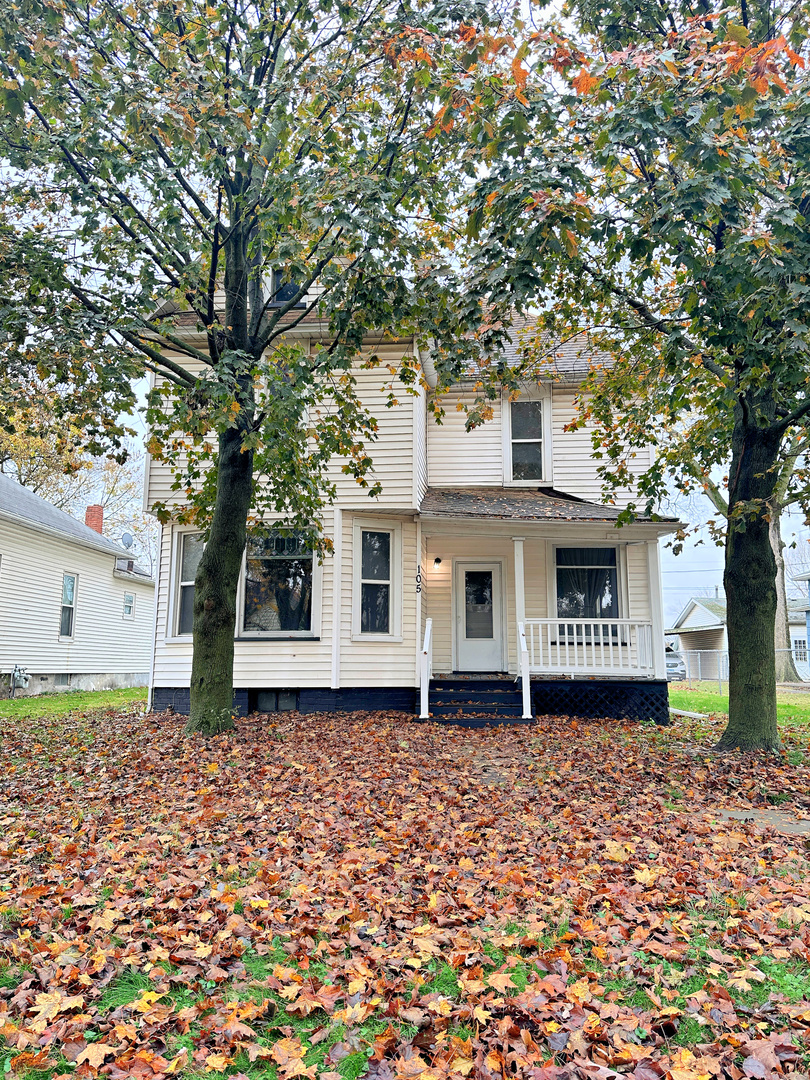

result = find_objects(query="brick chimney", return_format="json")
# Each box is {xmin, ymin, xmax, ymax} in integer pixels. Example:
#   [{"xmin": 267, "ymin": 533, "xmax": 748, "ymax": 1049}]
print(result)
[{"xmin": 85, "ymin": 505, "xmax": 104, "ymax": 534}]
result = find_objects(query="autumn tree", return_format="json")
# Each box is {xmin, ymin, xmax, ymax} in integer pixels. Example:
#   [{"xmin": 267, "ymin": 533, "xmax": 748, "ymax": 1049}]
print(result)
[
  {"xmin": 0, "ymin": 0, "xmax": 513, "ymax": 735},
  {"xmin": 463, "ymin": 1, "xmax": 810, "ymax": 750}
]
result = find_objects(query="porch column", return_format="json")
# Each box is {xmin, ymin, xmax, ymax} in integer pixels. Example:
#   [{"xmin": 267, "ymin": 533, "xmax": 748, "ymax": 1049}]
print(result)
[
  {"xmin": 512, "ymin": 536, "xmax": 526, "ymax": 627},
  {"xmin": 331, "ymin": 508, "xmax": 342, "ymax": 689},
  {"xmin": 646, "ymin": 538, "xmax": 667, "ymax": 680}
]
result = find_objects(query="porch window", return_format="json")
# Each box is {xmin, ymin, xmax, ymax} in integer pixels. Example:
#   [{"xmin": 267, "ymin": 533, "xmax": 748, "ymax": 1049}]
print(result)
[
  {"xmin": 360, "ymin": 530, "xmax": 391, "ymax": 634},
  {"xmin": 60, "ymin": 573, "xmax": 77, "ymax": 638},
  {"xmin": 243, "ymin": 532, "xmax": 313, "ymax": 634},
  {"xmin": 556, "ymin": 548, "xmax": 618, "ymax": 620},
  {"xmin": 177, "ymin": 533, "xmax": 204, "ymax": 635}
]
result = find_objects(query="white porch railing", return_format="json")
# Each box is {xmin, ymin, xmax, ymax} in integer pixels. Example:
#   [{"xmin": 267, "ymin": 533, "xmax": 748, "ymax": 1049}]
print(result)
[
  {"xmin": 524, "ymin": 619, "xmax": 655, "ymax": 676},
  {"xmin": 517, "ymin": 622, "xmax": 532, "ymax": 718},
  {"xmin": 419, "ymin": 618, "xmax": 433, "ymax": 718}
]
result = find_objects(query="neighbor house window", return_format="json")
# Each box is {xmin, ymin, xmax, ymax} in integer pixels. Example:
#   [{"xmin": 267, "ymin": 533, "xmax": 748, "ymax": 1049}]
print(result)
[
  {"xmin": 60, "ymin": 574, "xmax": 77, "ymax": 637},
  {"xmin": 177, "ymin": 533, "xmax": 204, "ymax": 635},
  {"xmin": 269, "ymin": 270, "xmax": 304, "ymax": 307},
  {"xmin": 508, "ymin": 397, "xmax": 546, "ymax": 482},
  {"xmin": 360, "ymin": 529, "xmax": 391, "ymax": 634},
  {"xmin": 243, "ymin": 532, "xmax": 313, "ymax": 634},
  {"xmin": 794, "ymin": 638, "xmax": 807, "ymax": 662},
  {"xmin": 123, "ymin": 592, "xmax": 135, "ymax": 619},
  {"xmin": 556, "ymin": 548, "xmax": 618, "ymax": 620}
]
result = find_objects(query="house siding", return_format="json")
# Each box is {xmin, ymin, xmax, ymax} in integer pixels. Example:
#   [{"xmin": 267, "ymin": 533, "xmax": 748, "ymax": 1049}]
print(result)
[{"xmin": 0, "ymin": 518, "xmax": 154, "ymax": 681}]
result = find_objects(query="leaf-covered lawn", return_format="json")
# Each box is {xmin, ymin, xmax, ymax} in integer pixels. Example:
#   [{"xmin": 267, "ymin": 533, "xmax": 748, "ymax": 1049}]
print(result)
[{"xmin": 1, "ymin": 707, "xmax": 809, "ymax": 1080}]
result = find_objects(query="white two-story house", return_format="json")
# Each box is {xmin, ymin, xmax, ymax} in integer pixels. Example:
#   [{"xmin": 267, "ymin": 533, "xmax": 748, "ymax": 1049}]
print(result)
[{"xmin": 145, "ymin": 314, "xmax": 677, "ymax": 724}]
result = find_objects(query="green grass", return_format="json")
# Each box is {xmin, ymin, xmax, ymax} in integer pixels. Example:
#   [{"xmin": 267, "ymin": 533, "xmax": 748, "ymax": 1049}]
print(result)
[
  {"xmin": 0, "ymin": 687, "xmax": 146, "ymax": 720},
  {"xmin": 668, "ymin": 683, "xmax": 810, "ymax": 729}
]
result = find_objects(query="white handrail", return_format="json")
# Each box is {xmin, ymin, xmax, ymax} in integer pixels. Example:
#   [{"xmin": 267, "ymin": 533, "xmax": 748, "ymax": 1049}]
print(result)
[
  {"xmin": 518, "ymin": 621, "xmax": 532, "ymax": 719},
  {"xmin": 419, "ymin": 618, "xmax": 433, "ymax": 719}
]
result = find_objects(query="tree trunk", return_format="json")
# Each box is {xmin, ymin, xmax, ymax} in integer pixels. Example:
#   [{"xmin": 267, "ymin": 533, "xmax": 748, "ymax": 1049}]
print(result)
[
  {"xmin": 771, "ymin": 506, "xmax": 802, "ymax": 683},
  {"xmin": 716, "ymin": 406, "xmax": 781, "ymax": 752},
  {"xmin": 187, "ymin": 424, "xmax": 254, "ymax": 736}
]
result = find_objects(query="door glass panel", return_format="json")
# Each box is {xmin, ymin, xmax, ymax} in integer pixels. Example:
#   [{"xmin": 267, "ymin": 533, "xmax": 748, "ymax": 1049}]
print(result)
[{"xmin": 465, "ymin": 570, "xmax": 493, "ymax": 639}]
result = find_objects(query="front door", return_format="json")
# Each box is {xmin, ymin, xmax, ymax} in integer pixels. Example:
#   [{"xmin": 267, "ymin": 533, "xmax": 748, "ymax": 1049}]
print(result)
[{"xmin": 455, "ymin": 562, "xmax": 503, "ymax": 672}]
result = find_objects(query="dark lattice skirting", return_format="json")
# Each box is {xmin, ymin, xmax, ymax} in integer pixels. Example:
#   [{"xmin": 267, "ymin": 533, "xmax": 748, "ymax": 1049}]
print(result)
[
  {"xmin": 152, "ymin": 681, "xmax": 667, "ymax": 724},
  {"xmin": 531, "ymin": 678, "xmax": 669, "ymax": 725}
]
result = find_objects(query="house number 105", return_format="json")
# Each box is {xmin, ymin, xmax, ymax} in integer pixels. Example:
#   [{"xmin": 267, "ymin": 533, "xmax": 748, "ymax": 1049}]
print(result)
[{"xmin": 415, "ymin": 571, "xmax": 422, "ymax": 593}]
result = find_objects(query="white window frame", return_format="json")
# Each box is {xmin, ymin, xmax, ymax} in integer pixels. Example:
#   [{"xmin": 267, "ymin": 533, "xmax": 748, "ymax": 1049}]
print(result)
[
  {"xmin": 546, "ymin": 542, "xmax": 627, "ymax": 622},
  {"xmin": 59, "ymin": 572, "xmax": 78, "ymax": 640},
  {"xmin": 503, "ymin": 385, "xmax": 552, "ymax": 487},
  {"xmin": 352, "ymin": 518, "xmax": 402, "ymax": 641},
  {"xmin": 236, "ymin": 530, "xmax": 321, "ymax": 639},
  {"xmin": 122, "ymin": 592, "xmax": 135, "ymax": 620},
  {"xmin": 166, "ymin": 527, "xmax": 204, "ymax": 641},
  {"xmin": 793, "ymin": 637, "xmax": 807, "ymax": 662}
]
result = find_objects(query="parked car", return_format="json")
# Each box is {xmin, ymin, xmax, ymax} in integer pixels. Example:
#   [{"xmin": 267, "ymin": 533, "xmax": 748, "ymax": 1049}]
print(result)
[{"xmin": 665, "ymin": 649, "xmax": 686, "ymax": 681}]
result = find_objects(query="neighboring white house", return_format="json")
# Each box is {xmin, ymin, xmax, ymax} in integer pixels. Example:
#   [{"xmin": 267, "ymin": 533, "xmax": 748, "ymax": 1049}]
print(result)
[
  {"xmin": 146, "ymin": 315, "xmax": 679, "ymax": 723},
  {"xmin": 0, "ymin": 474, "xmax": 155, "ymax": 696},
  {"xmin": 667, "ymin": 596, "xmax": 810, "ymax": 680}
]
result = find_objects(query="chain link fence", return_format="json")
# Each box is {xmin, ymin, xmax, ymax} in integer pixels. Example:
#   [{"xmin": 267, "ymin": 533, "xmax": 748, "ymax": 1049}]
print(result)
[{"xmin": 670, "ymin": 648, "xmax": 810, "ymax": 692}]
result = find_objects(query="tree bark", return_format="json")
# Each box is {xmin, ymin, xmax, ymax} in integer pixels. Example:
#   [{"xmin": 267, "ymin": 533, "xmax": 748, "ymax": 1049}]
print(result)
[
  {"xmin": 771, "ymin": 506, "xmax": 802, "ymax": 682},
  {"xmin": 186, "ymin": 423, "xmax": 254, "ymax": 736},
  {"xmin": 716, "ymin": 402, "xmax": 781, "ymax": 752}
]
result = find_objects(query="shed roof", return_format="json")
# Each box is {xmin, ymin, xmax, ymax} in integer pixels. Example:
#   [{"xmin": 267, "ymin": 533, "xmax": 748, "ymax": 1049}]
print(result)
[{"xmin": 418, "ymin": 486, "xmax": 673, "ymax": 524}]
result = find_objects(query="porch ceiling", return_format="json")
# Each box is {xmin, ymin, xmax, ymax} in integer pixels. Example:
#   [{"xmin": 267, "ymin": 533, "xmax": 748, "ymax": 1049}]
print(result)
[{"xmin": 419, "ymin": 486, "xmax": 679, "ymax": 526}]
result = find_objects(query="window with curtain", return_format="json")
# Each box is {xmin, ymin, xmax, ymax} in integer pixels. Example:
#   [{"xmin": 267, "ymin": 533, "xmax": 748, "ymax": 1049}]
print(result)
[
  {"xmin": 556, "ymin": 548, "xmax": 618, "ymax": 620},
  {"xmin": 243, "ymin": 532, "xmax": 313, "ymax": 633}
]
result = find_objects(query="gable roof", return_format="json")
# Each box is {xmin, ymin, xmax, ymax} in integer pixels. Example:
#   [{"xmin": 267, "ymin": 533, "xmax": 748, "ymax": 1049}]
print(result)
[
  {"xmin": 0, "ymin": 472, "xmax": 132, "ymax": 559},
  {"xmin": 419, "ymin": 486, "xmax": 674, "ymax": 524},
  {"xmin": 668, "ymin": 595, "xmax": 807, "ymax": 634}
]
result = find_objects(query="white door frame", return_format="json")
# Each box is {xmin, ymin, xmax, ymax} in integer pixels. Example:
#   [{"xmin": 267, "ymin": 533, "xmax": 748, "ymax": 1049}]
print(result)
[{"xmin": 452, "ymin": 559, "xmax": 507, "ymax": 672}]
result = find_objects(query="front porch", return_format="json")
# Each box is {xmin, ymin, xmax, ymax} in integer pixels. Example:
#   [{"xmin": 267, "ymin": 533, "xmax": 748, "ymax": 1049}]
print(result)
[{"xmin": 417, "ymin": 489, "xmax": 672, "ymax": 723}]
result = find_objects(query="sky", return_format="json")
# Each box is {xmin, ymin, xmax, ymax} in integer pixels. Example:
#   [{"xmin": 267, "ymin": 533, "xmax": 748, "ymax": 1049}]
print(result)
[{"xmin": 659, "ymin": 493, "xmax": 810, "ymax": 627}]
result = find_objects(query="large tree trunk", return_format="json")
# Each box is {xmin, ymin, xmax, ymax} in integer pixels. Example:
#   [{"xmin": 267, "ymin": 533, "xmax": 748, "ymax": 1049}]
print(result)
[
  {"xmin": 187, "ymin": 424, "xmax": 254, "ymax": 736},
  {"xmin": 716, "ymin": 405, "xmax": 781, "ymax": 752},
  {"xmin": 771, "ymin": 506, "xmax": 802, "ymax": 683}
]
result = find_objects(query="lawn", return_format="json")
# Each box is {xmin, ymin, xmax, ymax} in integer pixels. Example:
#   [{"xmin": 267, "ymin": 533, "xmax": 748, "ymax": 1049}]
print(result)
[
  {"xmin": 0, "ymin": 705, "xmax": 808, "ymax": 1080},
  {"xmin": 668, "ymin": 683, "xmax": 810, "ymax": 731},
  {"xmin": 0, "ymin": 687, "xmax": 146, "ymax": 720}
]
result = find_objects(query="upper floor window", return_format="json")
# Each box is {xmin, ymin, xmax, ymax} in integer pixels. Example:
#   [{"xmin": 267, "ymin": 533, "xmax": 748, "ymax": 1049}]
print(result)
[
  {"xmin": 506, "ymin": 392, "xmax": 549, "ymax": 484},
  {"xmin": 243, "ymin": 533, "xmax": 313, "ymax": 634},
  {"xmin": 123, "ymin": 592, "xmax": 135, "ymax": 619},
  {"xmin": 269, "ymin": 270, "xmax": 305, "ymax": 308},
  {"xmin": 177, "ymin": 533, "xmax": 204, "ymax": 635},
  {"xmin": 60, "ymin": 573, "xmax": 77, "ymax": 638},
  {"xmin": 556, "ymin": 548, "xmax": 618, "ymax": 620}
]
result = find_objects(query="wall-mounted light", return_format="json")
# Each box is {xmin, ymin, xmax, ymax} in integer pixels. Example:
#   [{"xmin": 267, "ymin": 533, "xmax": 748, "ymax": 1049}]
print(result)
[{"xmin": 433, "ymin": 557, "xmax": 442, "ymax": 569}]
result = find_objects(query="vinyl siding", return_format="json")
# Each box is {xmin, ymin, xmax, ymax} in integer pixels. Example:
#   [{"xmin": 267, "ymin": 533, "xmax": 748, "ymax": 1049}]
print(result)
[
  {"xmin": 680, "ymin": 603, "xmax": 721, "ymax": 629},
  {"xmin": 427, "ymin": 393, "xmax": 503, "ymax": 486},
  {"xmin": 152, "ymin": 509, "xmax": 421, "ymax": 690},
  {"xmin": 147, "ymin": 349, "xmax": 419, "ymax": 513},
  {"xmin": 0, "ymin": 518, "xmax": 154, "ymax": 675}
]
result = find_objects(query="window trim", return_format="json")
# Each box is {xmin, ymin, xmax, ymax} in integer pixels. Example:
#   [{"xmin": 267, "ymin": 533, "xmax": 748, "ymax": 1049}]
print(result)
[
  {"xmin": 351, "ymin": 518, "xmax": 402, "ymax": 641},
  {"xmin": 267, "ymin": 269, "xmax": 306, "ymax": 309},
  {"xmin": 502, "ymin": 386, "xmax": 552, "ymax": 487},
  {"xmin": 547, "ymin": 543, "xmax": 626, "ymax": 623},
  {"xmin": 59, "ymin": 572, "xmax": 78, "ymax": 640},
  {"xmin": 235, "ymin": 530, "xmax": 321, "ymax": 639},
  {"xmin": 166, "ymin": 527, "xmax": 204, "ymax": 642},
  {"xmin": 122, "ymin": 591, "xmax": 135, "ymax": 620}
]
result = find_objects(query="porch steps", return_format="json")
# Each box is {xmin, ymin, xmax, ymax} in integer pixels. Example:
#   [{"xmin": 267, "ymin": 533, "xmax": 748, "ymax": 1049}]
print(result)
[{"xmin": 426, "ymin": 677, "xmax": 533, "ymax": 726}]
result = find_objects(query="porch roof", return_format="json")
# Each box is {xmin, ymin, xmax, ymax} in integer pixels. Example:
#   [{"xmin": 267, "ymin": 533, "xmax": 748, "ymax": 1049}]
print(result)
[{"xmin": 419, "ymin": 486, "xmax": 675, "ymax": 523}]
